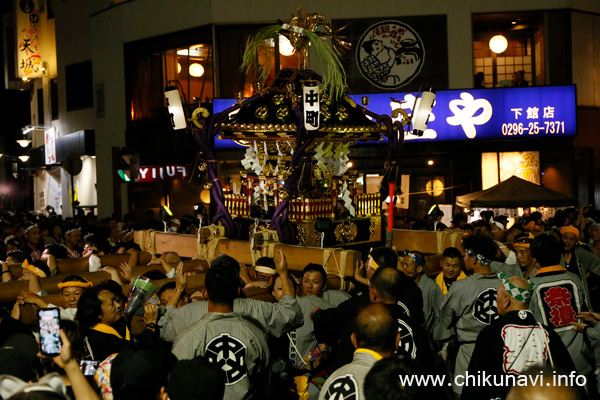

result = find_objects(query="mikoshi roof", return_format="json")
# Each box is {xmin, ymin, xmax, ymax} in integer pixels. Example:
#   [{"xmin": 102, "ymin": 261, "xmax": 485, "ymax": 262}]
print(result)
[{"xmin": 455, "ymin": 175, "xmax": 576, "ymax": 208}]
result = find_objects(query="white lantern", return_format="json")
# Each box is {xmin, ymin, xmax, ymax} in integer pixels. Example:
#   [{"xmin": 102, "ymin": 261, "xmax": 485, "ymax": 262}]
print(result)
[
  {"xmin": 189, "ymin": 63, "xmax": 205, "ymax": 77},
  {"xmin": 489, "ymin": 34, "xmax": 508, "ymax": 54},
  {"xmin": 412, "ymin": 87, "xmax": 436, "ymax": 137},
  {"xmin": 279, "ymin": 36, "xmax": 295, "ymax": 56}
]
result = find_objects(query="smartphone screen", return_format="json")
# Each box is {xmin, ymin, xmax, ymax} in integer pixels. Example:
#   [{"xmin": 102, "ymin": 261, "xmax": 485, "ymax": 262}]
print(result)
[
  {"xmin": 39, "ymin": 308, "xmax": 61, "ymax": 356},
  {"xmin": 80, "ymin": 360, "xmax": 99, "ymax": 376}
]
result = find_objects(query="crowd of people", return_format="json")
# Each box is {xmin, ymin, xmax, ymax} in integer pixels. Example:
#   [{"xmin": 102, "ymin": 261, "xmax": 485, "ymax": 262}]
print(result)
[{"xmin": 0, "ymin": 205, "xmax": 599, "ymax": 399}]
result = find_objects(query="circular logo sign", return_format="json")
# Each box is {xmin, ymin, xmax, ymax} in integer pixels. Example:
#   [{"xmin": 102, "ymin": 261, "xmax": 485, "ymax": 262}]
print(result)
[{"xmin": 356, "ymin": 21, "xmax": 425, "ymax": 89}]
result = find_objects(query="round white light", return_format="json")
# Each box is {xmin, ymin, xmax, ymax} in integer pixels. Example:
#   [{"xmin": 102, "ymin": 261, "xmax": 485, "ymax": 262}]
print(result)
[
  {"xmin": 347, "ymin": 161, "xmax": 353, "ymax": 168},
  {"xmin": 18, "ymin": 155, "xmax": 30, "ymax": 162},
  {"xmin": 426, "ymin": 179, "xmax": 444, "ymax": 197},
  {"xmin": 16, "ymin": 139, "xmax": 31, "ymax": 148},
  {"xmin": 427, "ymin": 160, "xmax": 434, "ymax": 166},
  {"xmin": 189, "ymin": 63, "xmax": 205, "ymax": 77},
  {"xmin": 489, "ymin": 34, "xmax": 508, "ymax": 54},
  {"xmin": 279, "ymin": 36, "xmax": 295, "ymax": 56}
]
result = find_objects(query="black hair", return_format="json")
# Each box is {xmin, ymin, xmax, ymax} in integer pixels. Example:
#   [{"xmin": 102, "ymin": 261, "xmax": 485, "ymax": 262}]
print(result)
[
  {"xmin": 156, "ymin": 281, "xmax": 187, "ymax": 301},
  {"xmin": 111, "ymin": 343, "xmax": 177, "ymax": 400},
  {"xmin": 530, "ymin": 234, "xmax": 562, "ymax": 267},
  {"xmin": 302, "ymin": 263, "xmax": 326, "ymax": 283},
  {"xmin": 480, "ymin": 210, "xmax": 495, "ymax": 222},
  {"xmin": 205, "ymin": 264, "xmax": 240, "ymax": 305},
  {"xmin": 451, "ymin": 213, "xmax": 468, "ymax": 225},
  {"xmin": 5, "ymin": 250, "xmax": 30, "ymax": 264},
  {"xmin": 31, "ymin": 260, "xmax": 51, "ymax": 277},
  {"xmin": 210, "ymin": 254, "xmax": 240, "ymax": 277},
  {"xmin": 353, "ymin": 303, "xmax": 398, "ymax": 355},
  {"xmin": 76, "ymin": 286, "xmax": 106, "ymax": 330},
  {"xmin": 101, "ymin": 280, "xmax": 127, "ymax": 303},
  {"xmin": 255, "ymin": 257, "xmax": 275, "ymax": 269},
  {"xmin": 442, "ymin": 247, "xmax": 462, "ymax": 259},
  {"xmin": 370, "ymin": 268, "xmax": 402, "ymax": 302},
  {"xmin": 142, "ymin": 270, "xmax": 167, "ymax": 281},
  {"xmin": 61, "ymin": 274, "xmax": 87, "ymax": 284},
  {"xmin": 472, "ymin": 220, "xmax": 492, "ymax": 233},
  {"xmin": 461, "ymin": 223, "xmax": 474, "ymax": 233},
  {"xmin": 370, "ymin": 247, "xmax": 398, "ymax": 270},
  {"xmin": 462, "ymin": 234, "xmax": 497, "ymax": 263},
  {"xmin": 44, "ymin": 244, "xmax": 69, "ymax": 259},
  {"xmin": 157, "ymin": 281, "xmax": 177, "ymax": 299},
  {"xmin": 364, "ymin": 356, "xmax": 419, "ymax": 400},
  {"xmin": 84, "ymin": 234, "xmax": 111, "ymax": 255}
]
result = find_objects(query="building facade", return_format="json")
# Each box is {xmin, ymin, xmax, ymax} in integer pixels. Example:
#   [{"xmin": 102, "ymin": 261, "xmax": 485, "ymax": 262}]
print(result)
[{"xmin": 14, "ymin": 0, "xmax": 600, "ymax": 220}]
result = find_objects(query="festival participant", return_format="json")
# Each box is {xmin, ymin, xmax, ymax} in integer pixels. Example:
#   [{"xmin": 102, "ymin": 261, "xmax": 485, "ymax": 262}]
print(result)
[
  {"xmin": 434, "ymin": 234, "xmax": 502, "ymax": 397},
  {"xmin": 171, "ymin": 262, "xmax": 270, "ymax": 400},
  {"xmin": 20, "ymin": 223, "xmax": 44, "ymax": 262},
  {"xmin": 400, "ymin": 249, "xmax": 442, "ymax": 335},
  {"xmin": 529, "ymin": 234, "xmax": 591, "ymax": 377},
  {"xmin": 332, "ymin": 268, "xmax": 440, "ymax": 373},
  {"xmin": 62, "ymin": 225, "xmax": 82, "ymax": 258},
  {"xmin": 300, "ymin": 263, "xmax": 350, "ymax": 306},
  {"xmin": 435, "ymin": 247, "xmax": 466, "ymax": 295},
  {"xmin": 559, "ymin": 225, "xmax": 600, "ymax": 310},
  {"xmin": 271, "ymin": 273, "xmax": 333, "ymax": 377},
  {"xmin": 313, "ymin": 247, "xmax": 424, "ymax": 347},
  {"xmin": 159, "ymin": 251, "xmax": 303, "ymax": 343},
  {"xmin": 110, "ymin": 343, "xmax": 177, "ymax": 400},
  {"xmin": 319, "ymin": 303, "xmax": 400, "ymax": 400},
  {"xmin": 19, "ymin": 275, "xmax": 92, "ymax": 321},
  {"xmin": 512, "ymin": 232, "xmax": 538, "ymax": 278},
  {"xmin": 77, "ymin": 285, "xmax": 130, "ymax": 362},
  {"xmin": 240, "ymin": 257, "xmax": 276, "ymax": 289},
  {"xmin": 463, "ymin": 274, "xmax": 576, "ymax": 400}
]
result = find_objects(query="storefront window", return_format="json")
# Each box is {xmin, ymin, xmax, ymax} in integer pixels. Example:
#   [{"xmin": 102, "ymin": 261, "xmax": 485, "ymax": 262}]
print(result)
[{"xmin": 472, "ymin": 12, "xmax": 544, "ymax": 88}]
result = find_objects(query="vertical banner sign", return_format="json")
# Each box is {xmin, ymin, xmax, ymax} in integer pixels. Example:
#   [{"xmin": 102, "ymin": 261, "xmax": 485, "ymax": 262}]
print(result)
[
  {"xmin": 16, "ymin": 0, "xmax": 42, "ymax": 79},
  {"xmin": 303, "ymin": 82, "xmax": 320, "ymax": 131},
  {"xmin": 44, "ymin": 127, "xmax": 56, "ymax": 165},
  {"xmin": 398, "ymin": 174, "xmax": 410, "ymax": 209}
]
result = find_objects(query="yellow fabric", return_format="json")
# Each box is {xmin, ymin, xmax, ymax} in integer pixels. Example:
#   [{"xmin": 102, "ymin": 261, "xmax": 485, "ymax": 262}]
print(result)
[
  {"xmin": 435, "ymin": 271, "xmax": 467, "ymax": 295},
  {"xmin": 293, "ymin": 376, "xmax": 309, "ymax": 400},
  {"xmin": 354, "ymin": 348, "xmax": 383, "ymax": 361},
  {"xmin": 22, "ymin": 260, "xmax": 47, "ymax": 278},
  {"xmin": 369, "ymin": 257, "xmax": 380, "ymax": 271},
  {"xmin": 57, "ymin": 281, "xmax": 93, "ymax": 289},
  {"xmin": 560, "ymin": 226, "xmax": 580, "ymax": 237},
  {"xmin": 91, "ymin": 323, "xmax": 131, "ymax": 341},
  {"xmin": 535, "ymin": 265, "xmax": 567, "ymax": 276}
]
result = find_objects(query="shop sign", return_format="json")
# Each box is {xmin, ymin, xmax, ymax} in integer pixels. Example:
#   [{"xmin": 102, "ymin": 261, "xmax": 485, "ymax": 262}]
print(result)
[
  {"xmin": 136, "ymin": 165, "xmax": 188, "ymax": 183},
  {"xmin": 16, "ymin": 0, "xmax": 42, "ymax": 79},
  {"xmin": 44, "ymin": 127, "xmax": 56, "ymax": 165},
  {"xmin": 348, "ymin": 85, "xmax": 576, "ymax": 141},
  {"xmin": 213, "ymin": 85, "xmax": 576, "ymax": 147},
  {"xmin": 356, "ymin": 20, "xmax": 424, "ymax": 89}
]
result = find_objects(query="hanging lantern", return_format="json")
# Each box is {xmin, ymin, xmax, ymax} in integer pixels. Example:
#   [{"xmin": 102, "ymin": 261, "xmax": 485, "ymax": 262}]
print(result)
[{"xmin": 489, "ymin": 34, "xmax": 508, "ymax": 54}]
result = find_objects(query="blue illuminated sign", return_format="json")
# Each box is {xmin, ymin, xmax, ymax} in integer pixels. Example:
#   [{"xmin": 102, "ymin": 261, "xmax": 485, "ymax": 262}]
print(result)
[{"xmin": 213, "ymin": 85, "xmax": 576, "ymax": 148}]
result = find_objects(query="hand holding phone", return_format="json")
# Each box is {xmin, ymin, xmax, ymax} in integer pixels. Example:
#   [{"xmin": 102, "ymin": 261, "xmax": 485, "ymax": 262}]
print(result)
[{"xmin": 38, "ymin": 308, "xmax": 61, "ymax": 356}]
